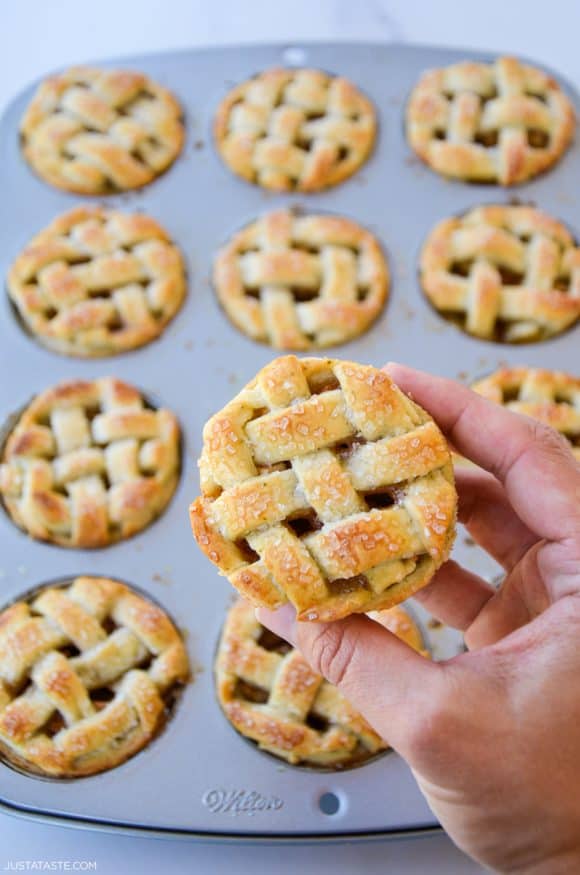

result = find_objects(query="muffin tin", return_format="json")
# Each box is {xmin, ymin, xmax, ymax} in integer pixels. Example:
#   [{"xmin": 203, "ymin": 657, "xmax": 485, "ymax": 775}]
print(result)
[{"xmin": 0, "ymin": 41, "xmax": 577, "ymax": 840}]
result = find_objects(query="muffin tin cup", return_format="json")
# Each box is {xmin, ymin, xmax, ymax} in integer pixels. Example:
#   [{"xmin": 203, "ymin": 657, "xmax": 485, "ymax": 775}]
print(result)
[
  {"xmin": 0, "ymin": 575, "xmax": 188, "ymax": 781},
  {"xmin": 0, "ymin": 41, "xmax": 577, "ymax": 840}
]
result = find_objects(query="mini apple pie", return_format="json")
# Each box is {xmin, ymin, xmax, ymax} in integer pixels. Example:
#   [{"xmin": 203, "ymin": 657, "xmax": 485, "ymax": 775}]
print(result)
[
  {"xmin": 0, "ymin": 575, "xmax": 189, "ymax": 777},
  {"xmin": 20, "ymin": 66, "xmax": 184, "ymax": 194},
  {"xmin": 216, "ymin": 599, "xmax": 426, "ymax": 767},
  {"xmin": 190, "ymin": 356, "xmax": 456, "ymax": 621},
  {"xmin": 406, "ymin": 56, "xmax": 574, "ymax": 185},
  {"xmin": 369, "ymin": 605, "xmax": 430, "ymax": 657},
  {"xmin": 0, "ymin": 378, "xmax": 180, "ymax": 548},
  {"xmin": 8, "ymin": 206, "xmax": 187, "ymax": 357},
  {"xmin": 214, "ymin": 68, "xmax": 376, "ymax": 191},
  {"xmin": 213, "ymin": 209, "xmax": 389, "ymax": 349},
  {"xmin": 472, "ymin": 367, "xmax": 580, "ymax": 461},
  {"xmin": 420, "ymin": 205, "xmax": 580, "ymax": 343}
]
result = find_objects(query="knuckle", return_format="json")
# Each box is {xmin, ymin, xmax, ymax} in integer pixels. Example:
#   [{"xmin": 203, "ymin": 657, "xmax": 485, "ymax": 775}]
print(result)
[
  {"xmin": 406, "ymin": 711, "xmax": 438, "ymax": 756},
  {"xmin": 406, "ymin": 689, "xmax": 457, "ymax": 759},
  {"xmin": 528, "ymin": 419, "xmax": 572, "ymax": 459},
  {"xmin": 555, "ymin": 592, "xmax": 580, "ymax": 625},
  {"xmin": 304, "ymin": 622, "xmax": 359, "ymax": 688}
]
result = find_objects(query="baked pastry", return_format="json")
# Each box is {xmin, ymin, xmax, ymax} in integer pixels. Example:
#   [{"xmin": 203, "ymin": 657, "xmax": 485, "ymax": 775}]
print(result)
[
  {"xmin": 472, "ymin": 367, "xmax": 580, "ymax": 461},
  {"xmin": 190, "ymin": 356, "xmax": 456, "ymax": 621},
  {"xmin": 420, "ymin": 205, "xmax": 580, "ymax": 343},
  {"xmin": 8, "ymin": 206, "xmax": 187, "ymax": 357},
  {"xmin": 20, "ymin": 66, "xmax": 184, "ymax": 194},
  {"xmin": 216, "ymin": 599, "xmax": 426, "ymax": 767},
  {"xmin": 214, "ymin": 68, "xmax": 376, "ymax": 191},
  {"xmin": 0, "ymin": 378, "xmax": 180, "ymax": 548},
  {"xmin": 0, "ymin": 575, "xmax": 189, "ymax": 777},
  {"xmin": 369, "ymin": 605, "xmax": 430, "ymax": 657},
  {"xmin": 213, "ymin": 209, "xmax": 389, "ymax": 350},
  {"xmin": 406, "ymin": 56, "xmax": 575, "ymax": 185}
]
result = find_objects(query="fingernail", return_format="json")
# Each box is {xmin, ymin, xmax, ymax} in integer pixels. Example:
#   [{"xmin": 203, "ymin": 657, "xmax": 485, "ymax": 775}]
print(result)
[
  {"xmin": 383, "ymin": 362, "xmax": 405, "ymax": 378},
  {"xmin": 255, "ymin": 603, "xmax": 297, "ymax": 646},
  {"xmin": 384, "ymin": 361, "xmax": 407, "ymax": 374}
]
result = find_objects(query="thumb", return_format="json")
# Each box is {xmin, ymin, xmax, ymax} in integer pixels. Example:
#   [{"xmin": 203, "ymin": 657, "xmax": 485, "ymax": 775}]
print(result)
[{"xmin": 256, "ymin": 603, "xmax": 446, "ymax": 758}]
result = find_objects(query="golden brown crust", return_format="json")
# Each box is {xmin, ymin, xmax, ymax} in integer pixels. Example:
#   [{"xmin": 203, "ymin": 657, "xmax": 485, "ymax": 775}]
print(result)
[
  {"xmin": 0, "ymin": 576, "xmax": 189, "ymax": 778},
  {"xmin": 368, "ymin": 605, "xmax": 430, "ymax": 656},
  {"xmin": 420, "ymin": 205, "xmax": 580, "ymax": 343},
  {"xmin": 214, "ymin": 68, "xmax": 376, "ymax": 192},
  {"xmin": 406, "ymin": 56, "xmax": 575, "ymax": 185},
  {"xmin": 0, "ymin": 378, "xmax": 180, "ymax": 547},
  {"xmin": 215, "ymin": 599, "xmax": 427, "ymax": 766},
  {"xmin": 20, "ymin": 66, "xmax": 184, "ymax": 194},
  {"xmin": 213, "ymin": 209, "xmax": 389, "ymax": 350},
  {"xmin": 190, "ymin": 356, "xmax": 456, "ymax": 621},
  {"xmin": 472, "ymin": 366, "xmax": 580, "ymax": 461},
  {"xmin": 8, "ymin": 206, "xmax": 187, "ymax": 357}
]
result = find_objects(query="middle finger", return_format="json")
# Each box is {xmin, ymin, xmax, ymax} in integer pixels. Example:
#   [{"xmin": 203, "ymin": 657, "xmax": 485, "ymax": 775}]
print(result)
[{"xmin": 456, "ymin": 467, "xmax": 538, "ymax": 570}]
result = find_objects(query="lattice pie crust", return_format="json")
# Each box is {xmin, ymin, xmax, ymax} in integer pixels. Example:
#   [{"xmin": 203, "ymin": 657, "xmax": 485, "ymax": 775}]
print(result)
[
  {"xmin": 214, "ymin": 67, "xmax": 376, "ymax": 191},
  {"xmin": 8, "ymin": 206, "xmax": 186, "ymax": 357},
  {"xmin": 216, "ymin": 599, "xmax": 426, "ymax": 767},
  {"xmin": 420, "ymin": 205, "xmax": 580, "ymax": 343},
  {"xmin": 0, "ymin": 378, "xmax": 180, "ymax": 548},
  {"xmin": 213, "ymin": 209, "xmax": 388, "ymax": 350},
  {"xmin": 0, "ymin": 576, "xmax": 189, "ymax": 777},
  {"xmin": 191, "ymin": 356, "xmax": 456, "ymax": 621},
  {"xmin": 21, "ymin": 66, "xmax": 184, "ymax": 194},
  {"xmin": 407, "ymin": 56, "xmax": 574, "ymax": 185}
]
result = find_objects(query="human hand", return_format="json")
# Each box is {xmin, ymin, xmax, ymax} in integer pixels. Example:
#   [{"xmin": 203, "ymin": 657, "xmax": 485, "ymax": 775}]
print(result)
[{"xmin": 257, "ymin": 364, "xmax": 580, "ymax": 874}]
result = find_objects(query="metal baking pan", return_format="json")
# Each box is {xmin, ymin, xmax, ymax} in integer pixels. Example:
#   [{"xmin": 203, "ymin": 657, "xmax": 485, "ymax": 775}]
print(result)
[{"xmin": 0, "ymin": 41, "xmax": 577, "ymax": 841}]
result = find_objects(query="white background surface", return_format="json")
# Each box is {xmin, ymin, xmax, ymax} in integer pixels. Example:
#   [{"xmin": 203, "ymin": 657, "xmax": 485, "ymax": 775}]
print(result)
[{"xmin": 1, "ymin": 1, "xmax": 578, "ymax": 872}]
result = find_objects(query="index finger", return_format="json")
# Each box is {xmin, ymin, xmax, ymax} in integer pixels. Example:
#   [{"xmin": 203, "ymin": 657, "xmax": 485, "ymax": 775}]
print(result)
[{"xmin": 386, "ymin": 363, "xmax": 580, "ymax": 542}]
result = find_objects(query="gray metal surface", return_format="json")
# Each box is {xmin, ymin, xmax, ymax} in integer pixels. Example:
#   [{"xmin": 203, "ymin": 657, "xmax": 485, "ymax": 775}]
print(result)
[{"xmin": 0, "ymin": 41, "xmax": 577, "ymax": 840}]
